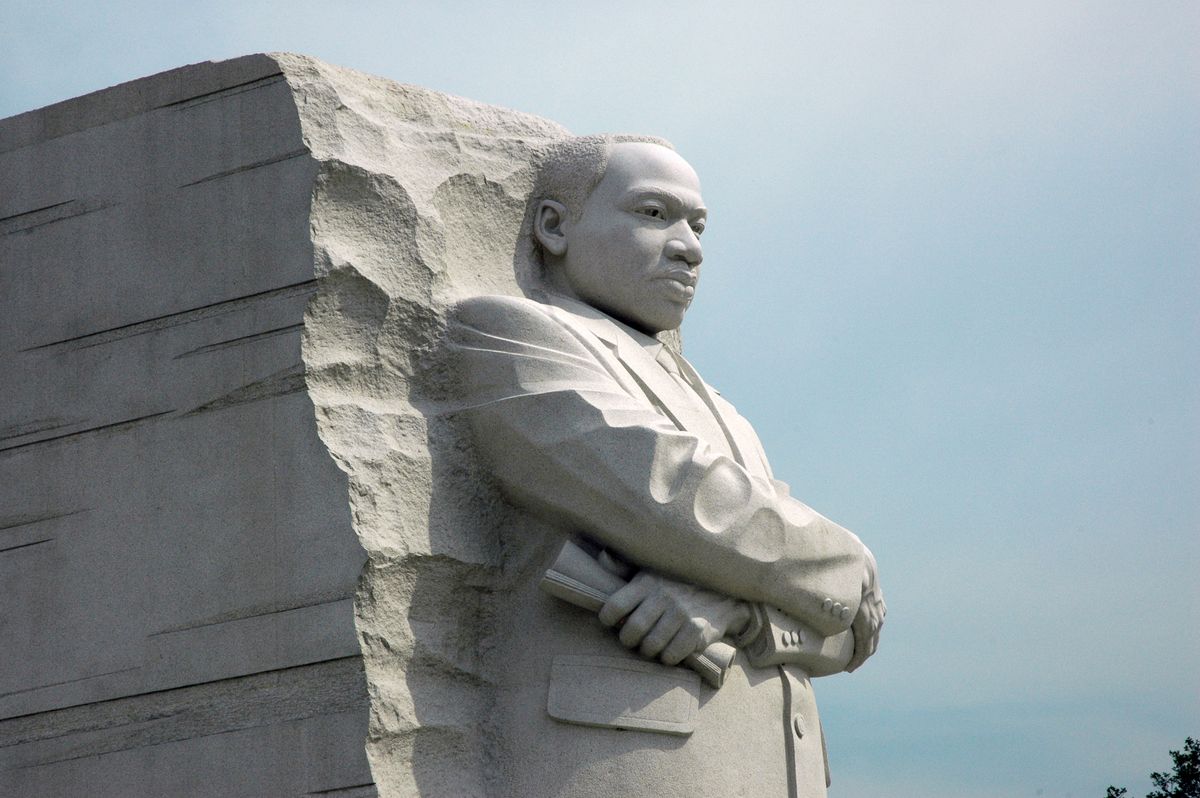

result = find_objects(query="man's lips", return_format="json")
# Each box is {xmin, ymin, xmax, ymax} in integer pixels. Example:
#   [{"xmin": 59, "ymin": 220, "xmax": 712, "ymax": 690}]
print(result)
[
  {"xmin": 657, "ymin": 272, "xmax": 697, "ymax": 300},
  {"xmin": 661, "ymin": 270, "xmax": 698, "ymax": 288}
]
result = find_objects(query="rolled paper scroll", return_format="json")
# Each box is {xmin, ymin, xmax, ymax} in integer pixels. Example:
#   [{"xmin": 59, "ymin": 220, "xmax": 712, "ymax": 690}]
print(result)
[{"xmin": 539, "ymin": 539, "xmax": 736, "ymax": 689}]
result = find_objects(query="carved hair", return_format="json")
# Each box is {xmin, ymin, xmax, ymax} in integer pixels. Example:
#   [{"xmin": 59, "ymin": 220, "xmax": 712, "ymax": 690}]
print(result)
[
  {"xmin": 531, "ymin": 134, "xmax": 674, "ymax": 221},
  {"xmin": 526, "ymin": 134, "xmax": 674, "ymax": 267}
]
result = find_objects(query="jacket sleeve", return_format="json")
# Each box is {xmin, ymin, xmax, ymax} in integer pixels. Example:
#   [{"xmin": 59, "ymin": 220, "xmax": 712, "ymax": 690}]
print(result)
[{"xmin": 446, "ymin": 295, "xmax": 866, "ymax": 636}]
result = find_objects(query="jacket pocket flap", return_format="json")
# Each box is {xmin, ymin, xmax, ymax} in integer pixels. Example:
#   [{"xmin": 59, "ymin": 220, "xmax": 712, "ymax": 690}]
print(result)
[{"xmin": 547, "ymin": 655, "xmax": 699, "ymax": 736}]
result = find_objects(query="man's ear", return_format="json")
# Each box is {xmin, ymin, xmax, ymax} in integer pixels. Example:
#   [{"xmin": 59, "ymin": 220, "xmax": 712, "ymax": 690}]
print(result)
[{"xmin": 534, "ymin": 199, "xmax": 569, "ymax": 257}]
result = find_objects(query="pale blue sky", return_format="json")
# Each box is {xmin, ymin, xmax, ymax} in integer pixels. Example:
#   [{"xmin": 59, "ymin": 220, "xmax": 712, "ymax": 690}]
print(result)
[{"xmin": 3, "ymin": 3, "xmax": 1196, "ymax": 796}]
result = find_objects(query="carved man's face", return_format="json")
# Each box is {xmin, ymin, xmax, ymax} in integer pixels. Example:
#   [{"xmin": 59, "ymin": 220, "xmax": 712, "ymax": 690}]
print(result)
[{"xmin": 539, "ymin": 142, "xmax": 707, "ymax": 334}]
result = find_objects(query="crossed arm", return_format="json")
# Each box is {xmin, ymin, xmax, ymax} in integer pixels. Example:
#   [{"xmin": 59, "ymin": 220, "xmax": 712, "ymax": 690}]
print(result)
[
  {"xmin": 449, "ymin": 295, "xmax": 884, "ymax": 671},
  {"xmin": 601, "ymin": 562, "xmax": 883, "ymax": 672}
]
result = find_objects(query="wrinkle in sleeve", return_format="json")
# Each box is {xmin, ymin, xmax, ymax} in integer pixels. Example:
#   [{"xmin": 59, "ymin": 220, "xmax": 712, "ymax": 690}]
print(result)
[
  {"xmin": 446, "ymin": 297, "xmax": 865, "ymax": 635},
  {"xmin": 447, "ymin": 298, "xmax": 619, "ymax": 407}
]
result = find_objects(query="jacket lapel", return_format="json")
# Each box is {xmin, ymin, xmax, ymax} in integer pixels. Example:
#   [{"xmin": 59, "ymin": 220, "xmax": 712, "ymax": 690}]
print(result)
[
  {"xmin": 706, "ymin": 388, "xmax": 774, "ymax": 480},
  {"xmin": 542, "ymin": 295, "xmax": 740, "ymax": 462}
]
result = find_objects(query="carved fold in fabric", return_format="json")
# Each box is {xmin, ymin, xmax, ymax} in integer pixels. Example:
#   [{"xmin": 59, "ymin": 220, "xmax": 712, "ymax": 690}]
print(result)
[{"xmin": 447, "ymin": 294, "xmax": 866, "ymax": 637}]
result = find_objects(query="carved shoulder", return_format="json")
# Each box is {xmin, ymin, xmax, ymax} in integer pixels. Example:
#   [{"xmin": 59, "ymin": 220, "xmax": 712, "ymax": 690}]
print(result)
[
  {"xmin": 451, "ymin": 293, "xmax": 548, "ymax": 326},
  {"xmin": 449, "ymin": 294, "xmax": 596, "ymax": 356}
]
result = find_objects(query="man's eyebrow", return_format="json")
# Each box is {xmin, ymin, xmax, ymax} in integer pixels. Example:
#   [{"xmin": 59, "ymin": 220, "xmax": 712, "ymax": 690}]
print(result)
[{"xmin": 625, "ymin": 187, "xmax": 707, "ymax": 215}]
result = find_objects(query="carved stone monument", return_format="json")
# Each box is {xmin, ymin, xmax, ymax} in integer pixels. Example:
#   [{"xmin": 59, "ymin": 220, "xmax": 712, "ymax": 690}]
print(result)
[
  {"xmin": 442, "ymin": 137, "xmax": 885, "ymax": 798},
  {"xmin": 0, "ymin": 54, "xmax": 882, "ymax": 798}
]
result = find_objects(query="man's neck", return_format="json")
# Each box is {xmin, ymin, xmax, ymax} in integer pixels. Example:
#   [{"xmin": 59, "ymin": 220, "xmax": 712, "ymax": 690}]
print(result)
[{"xmin": 540, "ymin": 290, "xmax": 664, "ymax": 351}]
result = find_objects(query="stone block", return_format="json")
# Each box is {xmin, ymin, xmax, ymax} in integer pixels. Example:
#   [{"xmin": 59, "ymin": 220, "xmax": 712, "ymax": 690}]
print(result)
[{"xmin": 1, "ymin": 53, "xmax": 570, "ymax": 797}]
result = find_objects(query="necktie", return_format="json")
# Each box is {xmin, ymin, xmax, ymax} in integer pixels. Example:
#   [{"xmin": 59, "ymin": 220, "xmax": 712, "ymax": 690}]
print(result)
[
  {"xmin": 655, "ymin": 346, "xmax": 695, "ymax": 392},
  {"xmin": 654, "ymin": 346, "xmax": 747, "ymax": 467}
]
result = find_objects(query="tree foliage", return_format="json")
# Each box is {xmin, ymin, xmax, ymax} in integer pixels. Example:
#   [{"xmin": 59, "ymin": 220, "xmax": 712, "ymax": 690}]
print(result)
[{"xmin": 1108, "ymin": 738, "xmax": 1200, "ymax": 798}]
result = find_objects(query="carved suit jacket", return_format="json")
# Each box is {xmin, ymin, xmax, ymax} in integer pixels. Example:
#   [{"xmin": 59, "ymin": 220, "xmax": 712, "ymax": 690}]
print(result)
[{"xmin": 447, "ymin": 291, "xmax": 867, "ymax": 798}]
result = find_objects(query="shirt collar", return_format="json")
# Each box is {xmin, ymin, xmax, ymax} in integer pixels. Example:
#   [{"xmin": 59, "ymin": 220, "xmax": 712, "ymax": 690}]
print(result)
[{"xmin": 538, "ymin": 291, "xmax": 666, "ymax": 358}]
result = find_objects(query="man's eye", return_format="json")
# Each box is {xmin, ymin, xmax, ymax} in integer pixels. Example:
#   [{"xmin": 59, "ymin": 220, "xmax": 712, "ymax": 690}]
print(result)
[
  {"xmin": 691, "ymin": 223, "xmax": 705, "ymax": 236},
  {"xmin": 637, "ymin": 207, "xmax": 665, "ymax": 219}
]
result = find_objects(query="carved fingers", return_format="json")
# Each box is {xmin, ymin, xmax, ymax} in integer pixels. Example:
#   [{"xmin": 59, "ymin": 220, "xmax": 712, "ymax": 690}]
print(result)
[
  {"xmin": 845, "ymin": 587, "xmax": 886, "ymax": 673},
  {"xmin": 598, "ymin": 572, "xmax": 654, "ymax": 628},
  {"xmin": 600, "ymin": 571, "xmax": 746, "ymax": 667},
  {"xmin": 844, "ymin": 544, "xmax": 885, "ymax": 673},
  {"xmin": 620, "ymin": 589, "xmax": 675, "ymax": 651},
  {"xmin": 660, "ymin": 622, "xmax": 712, "ymax": 665}
]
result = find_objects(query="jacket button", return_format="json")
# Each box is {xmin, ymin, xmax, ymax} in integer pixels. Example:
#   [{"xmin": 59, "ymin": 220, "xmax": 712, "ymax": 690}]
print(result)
[
  {"xmin": 832, "ymin": 602, "xmax": 843, "ymax": 615},
  {"xmin": 822, "ymin": 598, "xmax": 833, "ymax": 611},
  {"xmin": 793, "ymin": 713, "xmax": 806, "ymax": 738},
  {"xmin": 840, "ymin": 606, "xmax": 852, "ymax": 621}
]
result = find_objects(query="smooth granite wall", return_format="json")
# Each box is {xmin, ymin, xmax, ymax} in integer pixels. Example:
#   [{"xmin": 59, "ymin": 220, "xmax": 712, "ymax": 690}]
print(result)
[{"xmin": 0, "ymin": 54, "xmax": 569, "ymax": 797}]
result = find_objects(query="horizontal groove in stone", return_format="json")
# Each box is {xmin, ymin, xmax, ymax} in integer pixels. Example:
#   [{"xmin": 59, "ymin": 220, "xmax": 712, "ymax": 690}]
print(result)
[
  {"xmin": 0, "ymin": 56, "xmax": 285, "ymax": 154},
  {"xmin": 174, "ymin": 322, "xmax": 305, "ymax": 359},
  {"xmin": 0, "ymin": 411, "xmax": 173, "ymax": 458},
  {"xmin": 0, "ymin": 200, "xmax": 72, "ymax": 224},
  {"xmin": 0, "ymin": 538, "xmax": 53, "ymax": 555},
  {"xmin": 158, "ymin": 73, "xmax": 286, "ymax": 111},
  {"xmin": 0, "ymin": 198, "xmax": 110, "ymax": 237},
  {"xmin": 23, "ymin": 280, "xmax": 316, "ymax": 354},
  {"xmin": 0, "ymin": 510, "xmax": 87, "ymax": 532},
  {"xmin": 179, "ymin": 147, "xmax": 309, "ymax": 188},
  {"xmin": 149, "ymin": 591, "xmax": 355, "ymax": 637},
  {"xmin": 0, "ymin": 657, "xmax": 368, "ymax": 769}
]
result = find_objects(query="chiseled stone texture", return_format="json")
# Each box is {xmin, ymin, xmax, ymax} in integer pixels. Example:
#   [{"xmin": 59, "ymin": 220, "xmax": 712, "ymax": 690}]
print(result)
[
  {"xmin": 289, "ymin": 54, "xmax": 571, "ymax": 797},
  {"xmin": 0, "ymin": 53, "xmax": 569, "ymax": 796}
]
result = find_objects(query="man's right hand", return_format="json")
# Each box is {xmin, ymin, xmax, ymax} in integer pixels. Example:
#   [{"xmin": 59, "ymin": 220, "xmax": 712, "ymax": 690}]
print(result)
[{"xmin": 599, "ymin": 571, "xmax": 752, "ymax": 667}]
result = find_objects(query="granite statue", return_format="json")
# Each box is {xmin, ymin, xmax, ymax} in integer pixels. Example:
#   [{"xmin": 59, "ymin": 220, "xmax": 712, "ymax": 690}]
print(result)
[{"xmin": 447, "ymin": 135, "xmax": 886, "ymax": 797}]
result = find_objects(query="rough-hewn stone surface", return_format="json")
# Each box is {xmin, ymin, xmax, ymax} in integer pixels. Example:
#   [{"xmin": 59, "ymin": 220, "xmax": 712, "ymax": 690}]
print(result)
[
  {"xmin": 0, "ymin": 53, "xmax": 569, "ymax": 796},
  {"xmin": 286, "ymin": 53, "xmax": 570, "ymax": 797}
]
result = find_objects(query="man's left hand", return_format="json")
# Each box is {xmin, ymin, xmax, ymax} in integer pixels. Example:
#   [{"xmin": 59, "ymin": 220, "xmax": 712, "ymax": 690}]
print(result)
[{"xmin": 846, "ymin": 546, "xmax": 885, "ymax": 672}]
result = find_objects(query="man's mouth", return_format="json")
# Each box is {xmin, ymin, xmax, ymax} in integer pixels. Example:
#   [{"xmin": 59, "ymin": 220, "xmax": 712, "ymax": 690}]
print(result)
[
  {"xmin": 662, "ymin": 270, "xmax": 698, "ymax": 289},
  {"xmin": 659, "ymin": 273, "xmax": 697, "ymax": 301}
]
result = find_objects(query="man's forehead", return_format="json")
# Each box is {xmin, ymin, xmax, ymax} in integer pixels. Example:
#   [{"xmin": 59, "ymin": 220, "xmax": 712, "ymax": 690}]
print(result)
[{"xmin": 600, "ymin": 142, "xmax": 704, "ymax": 205}]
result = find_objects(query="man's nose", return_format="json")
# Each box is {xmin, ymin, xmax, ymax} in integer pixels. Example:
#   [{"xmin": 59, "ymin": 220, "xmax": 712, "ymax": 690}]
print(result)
[{"xmin": 667, "ymin": 228, "xmax": 703, "ymax": 267}]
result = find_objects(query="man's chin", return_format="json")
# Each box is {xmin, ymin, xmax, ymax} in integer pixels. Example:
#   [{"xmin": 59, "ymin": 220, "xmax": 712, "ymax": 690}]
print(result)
[
  {"xmin": 605, "ymin": 298, "xmax": 689, "ymax": 336},
  {"xmin": 638, "ymin": 309, "xmax": 687, "ymax": 335}
]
